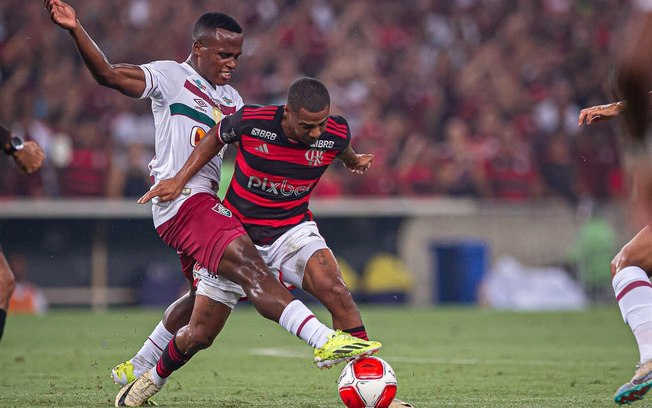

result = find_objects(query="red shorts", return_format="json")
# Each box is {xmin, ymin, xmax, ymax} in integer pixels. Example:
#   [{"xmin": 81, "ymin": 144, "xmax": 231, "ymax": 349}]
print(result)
[{"xmin": 156, "ymin": 193, "xmax": 246, "ymax": 276}]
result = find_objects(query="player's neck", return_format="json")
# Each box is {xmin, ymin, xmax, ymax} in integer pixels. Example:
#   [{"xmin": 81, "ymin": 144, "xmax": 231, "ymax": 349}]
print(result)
[
  {"xmin": 186, "ymin": 58, "xmax": 215, "ymax": 88},
  {"xmin": 280, "ymin": 114, "xmax": 297, "ymax": 142}
]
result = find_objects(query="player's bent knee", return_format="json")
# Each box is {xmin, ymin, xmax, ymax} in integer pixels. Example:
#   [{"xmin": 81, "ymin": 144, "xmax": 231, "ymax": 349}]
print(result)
[{"xmin": 184, "ymin": 327, "xmax": 216, "ymax": 352}]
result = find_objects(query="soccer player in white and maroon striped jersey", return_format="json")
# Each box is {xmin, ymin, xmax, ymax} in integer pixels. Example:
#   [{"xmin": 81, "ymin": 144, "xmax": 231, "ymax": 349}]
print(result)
[
  {"xmin": 578, "ymin": 2, "xmax": 652, "ymax": 404},
  {"xmin": 45, "ymin": 1, "xmax": 381, "ymax": 406}
]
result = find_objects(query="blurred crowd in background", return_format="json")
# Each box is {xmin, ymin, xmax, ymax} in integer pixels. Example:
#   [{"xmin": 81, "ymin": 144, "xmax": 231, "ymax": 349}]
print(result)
[{"xmin": 0, "ymin": 0, "xmax": 629, "ymax": 205}]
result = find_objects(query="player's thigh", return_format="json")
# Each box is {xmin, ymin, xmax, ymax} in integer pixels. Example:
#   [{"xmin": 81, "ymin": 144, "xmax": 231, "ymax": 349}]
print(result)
[
  {"xmin": 613, "ymin": 225, "xmax": 652, "ymax": 274},
  {"xmin": 216, "ymin": 234, "xmax": 274, "ymax": 288},
  {"xmin": 262, "ymin": 222, "xmax": 330, "ymax": 289}
]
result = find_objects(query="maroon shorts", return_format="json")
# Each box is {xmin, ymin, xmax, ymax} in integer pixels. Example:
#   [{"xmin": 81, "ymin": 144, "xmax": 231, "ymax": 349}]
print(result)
[
  {"xmin": 178, "ymin": 251, "xmax": 197, "ymax": 283},
  {"xmin": 156, "ymin": 193, "xmax": 246, "ymax": 276}
]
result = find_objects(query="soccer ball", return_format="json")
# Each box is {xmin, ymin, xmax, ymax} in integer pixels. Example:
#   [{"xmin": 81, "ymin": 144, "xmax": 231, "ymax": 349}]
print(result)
[{"xmin": 337, "ymin": 356, "xmax": 398, "ymax": 408}]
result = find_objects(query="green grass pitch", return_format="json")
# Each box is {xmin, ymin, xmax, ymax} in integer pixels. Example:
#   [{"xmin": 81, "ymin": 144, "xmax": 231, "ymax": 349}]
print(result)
[{"xmin": 0, "ymin": 305, "xmax": 645, "ymax": 407}]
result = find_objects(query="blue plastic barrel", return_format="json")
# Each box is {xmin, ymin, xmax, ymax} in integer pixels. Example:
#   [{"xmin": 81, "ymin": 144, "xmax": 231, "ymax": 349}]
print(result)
[{"xmin": 431, "ymin": 240, "xmax": 488, "ymax": 304}]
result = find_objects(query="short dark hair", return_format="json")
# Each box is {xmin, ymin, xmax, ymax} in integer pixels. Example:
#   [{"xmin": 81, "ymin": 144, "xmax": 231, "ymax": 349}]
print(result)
[
  {"xmin": 287, "ymin": 77, "xmax": 330, "ymax": 113},
  {"xmin": 193, "ymin": 12, "xmax": 242, "ymax": 41}
]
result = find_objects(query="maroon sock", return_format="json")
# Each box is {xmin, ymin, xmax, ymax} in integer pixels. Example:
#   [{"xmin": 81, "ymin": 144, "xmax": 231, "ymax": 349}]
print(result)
[{"xmin": 343, "ymin": 325, "xmax": 368, "ymax": 340}]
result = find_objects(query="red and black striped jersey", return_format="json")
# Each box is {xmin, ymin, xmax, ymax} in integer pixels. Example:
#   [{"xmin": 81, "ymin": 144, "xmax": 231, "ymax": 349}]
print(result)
[{"xmin": 216, "ymin": 104, "xmax": 351, "ymax": 245}]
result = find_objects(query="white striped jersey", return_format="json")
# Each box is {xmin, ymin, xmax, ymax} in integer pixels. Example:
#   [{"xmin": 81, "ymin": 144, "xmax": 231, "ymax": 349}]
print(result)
[{"xmin": 138, "ymin": 61, "xmax": 243, "ymax": 227}]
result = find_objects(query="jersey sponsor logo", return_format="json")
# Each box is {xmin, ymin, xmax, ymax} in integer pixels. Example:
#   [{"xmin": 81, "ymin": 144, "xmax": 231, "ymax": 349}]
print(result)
[
  {"xmin": 247, "ymin": 176, "xmax": 314, "ymax": 196},
  {"xmin": 305, "ymin": 149, "xmax": 324, "ymax": 166},
  {"xmin": 254, "ymin": 143, "xmax": 269, "ymax": 154},
  {"xmin": 251, "ymin": 127, "xmax": 277, "ymax": 140},
  {"xmin": 212, "ymin": 203, "xmax": 232, "ymax": 218},
  {"xmin": 190, "ymin": 126, "xmax": 207, "ymax": 147},
  {"xmin": 222, "ymin": 96, "xmax": 233, "ymax": 104},
  {"xmin": 310, "ymin": 140, "xmax": 334, "ymax": 149},
  {"xmin": 221, "ymin": 128, "xmax": 238, "ymax": 143},
  {"xmin": 193, "ymin": 78, "xmax": 207, "ymax": 91}
]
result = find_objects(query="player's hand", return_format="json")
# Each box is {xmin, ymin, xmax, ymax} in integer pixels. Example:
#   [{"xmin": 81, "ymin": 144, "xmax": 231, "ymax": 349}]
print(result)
[
  {"xmin": 344, "ymin": 154, "xmax": 374, "ymax": 174},
  {"xmin": 13, "ymin": 141, "xmax": 45, "ymax": 174},
  {"xmin": 578, "ymin": 102, "xmax": 626, "ymax": 127},
  {"xmin": 44, "ymin": 0, "xmax": 78, "ymax": 31},
  {"xmin": 138, "ymin": 178, "xmax": 184, "ymax": 204}
]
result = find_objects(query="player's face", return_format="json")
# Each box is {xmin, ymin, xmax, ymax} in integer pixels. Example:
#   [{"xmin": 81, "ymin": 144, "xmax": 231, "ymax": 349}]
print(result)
[
  {"xmin": 194, "ymin": 29, "xmax": 243, "ymax": 86},
  {"xmin": 283, "ymin": 106, "xmax": 330, "ymax": 145}
]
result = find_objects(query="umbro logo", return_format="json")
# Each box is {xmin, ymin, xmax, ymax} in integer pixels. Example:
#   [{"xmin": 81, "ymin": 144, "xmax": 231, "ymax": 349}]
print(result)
[
  {"xmin": 254, "ymin": 143, "xmax": 269, "ymax": 154},
  {"xmin": 194, "ymin": 98, "xmax": 208, "ymax": 112}
]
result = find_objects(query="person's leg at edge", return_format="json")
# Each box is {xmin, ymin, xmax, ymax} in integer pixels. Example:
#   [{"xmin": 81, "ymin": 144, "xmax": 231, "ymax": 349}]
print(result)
[
  {"xmin": 0, "ymin": 250, "xmax": 16, "ymax": 343},
  {"xmin": 612, "ymin": 226, "xmax": 652, "ymax": 403}
]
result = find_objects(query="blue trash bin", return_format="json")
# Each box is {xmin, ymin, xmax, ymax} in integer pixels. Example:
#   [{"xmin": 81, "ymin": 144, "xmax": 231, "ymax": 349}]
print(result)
[{"xmin": 431, "ymin": 240, "xmax": 488, "ymax": 304}]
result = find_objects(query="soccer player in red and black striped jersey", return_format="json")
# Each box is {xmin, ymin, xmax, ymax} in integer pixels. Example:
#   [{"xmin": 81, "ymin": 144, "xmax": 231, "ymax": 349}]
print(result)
[{"xmin": 144, "ymin": 77, "xmax": 375, "ymax": 347}]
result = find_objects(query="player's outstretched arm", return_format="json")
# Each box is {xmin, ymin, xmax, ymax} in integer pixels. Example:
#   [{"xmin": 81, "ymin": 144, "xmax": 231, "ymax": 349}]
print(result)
[
  {"xmin": 1, "ymin": 125, "xmax": 44, "ymax": 174},
  {"xmin": 138, "ymin": 126, "xmax": 226, "ymax": 204},
  {"xmin": 338, "ymin": 145, "xmax": 373, "ymax": 175},
  {"xmin": 578, "ymin": 101, "xmax": 628, "ymax": 127},
  {"xmin": 44, "ymin": 0, "xmax": 145, "ymax": 98}
]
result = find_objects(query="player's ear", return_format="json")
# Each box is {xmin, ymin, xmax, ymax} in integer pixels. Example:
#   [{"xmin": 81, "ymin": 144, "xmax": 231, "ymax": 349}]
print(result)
[{"xmin": 192, "ymin": 40, "xmax": 203, "ymax": 57}]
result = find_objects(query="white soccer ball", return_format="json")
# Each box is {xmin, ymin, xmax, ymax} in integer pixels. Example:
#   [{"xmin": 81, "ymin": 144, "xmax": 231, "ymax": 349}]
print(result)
[{"xmin": 337, "ymin": 356, "xmax": 398, "ymax": 408}]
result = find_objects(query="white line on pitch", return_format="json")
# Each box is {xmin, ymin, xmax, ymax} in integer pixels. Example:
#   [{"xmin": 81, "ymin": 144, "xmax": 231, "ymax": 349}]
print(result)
[{"xmin": 249, "ymin": 348, "xmax": 621, "ymax": 367}]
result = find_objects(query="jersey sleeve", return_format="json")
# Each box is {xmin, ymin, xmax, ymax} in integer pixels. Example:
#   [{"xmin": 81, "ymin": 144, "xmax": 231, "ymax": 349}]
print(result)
[
  {"xmin": 331, "ymin": 115, "xmax": 352, "ymax": 153},
  {"xmin": 138, "ymin": 60, "xmax": 176, "ymax": 106},
  {"xmin": 234, "ymin": 91, "xmax": 244, "ymax": 111},
  {"xmin": 217, "ymin": 106, "xmax": 245, "ymax": 145}
]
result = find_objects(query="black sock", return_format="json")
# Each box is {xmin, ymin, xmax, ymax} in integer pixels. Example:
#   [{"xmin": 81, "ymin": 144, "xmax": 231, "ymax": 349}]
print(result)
[
  {"xmin": 343, "ymin": 325, "xmax": 368, "ymax": 340},
  {"xmin": 156, "ymin": 336, "xmax": 193, "ymax": 379},
  {"xmin": 0, "ymin": 308, "xmax": 6, "ymax": 343}
]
